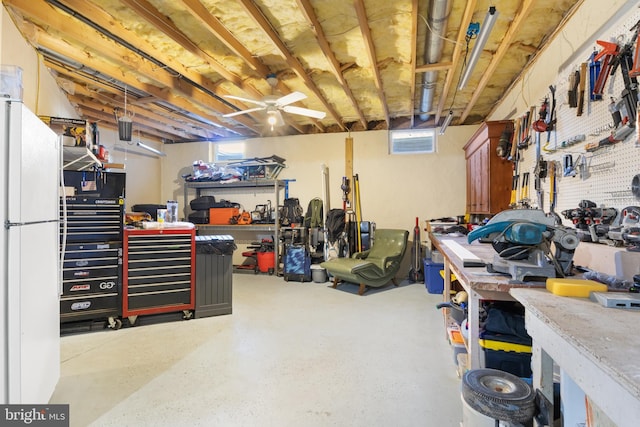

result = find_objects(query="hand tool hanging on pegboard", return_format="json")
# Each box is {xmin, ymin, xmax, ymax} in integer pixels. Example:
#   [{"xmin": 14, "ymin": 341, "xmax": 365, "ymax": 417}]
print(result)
[
  {"xmin": 544, "ymin": 85, "xmax": 557, "ymax": 152},
  {"xmin": 592, "ymin": 40, "xmax": 619, "ymax": 97},
  {"xmin": 509, "ymin": 118, "xmax": 520, "ymax": 161},
  {"xmin": 549, "ymin": 161, "xmax": 558, "ymax": 217},
  {"xmin": 589, "ymin": 50, "xmax": 602, "ymax": 101},
  {"xmin": 508, "ymin": 118, "xmax": 522, "ymax": 209},
  {"xmin": 577, "ymin": 62, "xmax": 588, "ymax": 116},
  {"xmin": 563, "ymin": 154, "xmax": 576, "ymax": 177},
  {"xmin": 509, "ymin": 174, "xmax": 519, "ymax": 208},
  {"xmin": 628, "ymin": 19, "xmax": 640, "ymax": 77},
  {"xmin": 568, "ymin": 68, "xmax": 580, "ymax": 108},
  {"xmin": 520, "ymin": 172, "xmax": 530, "ymax": 208},
  {"xmin": 542, "ymin": 86, "xmax": 558, "ymax": 153},
  {"xmin": 533, "ymin": 96, "xmax": 549, "ymax": 210},
  {"xmin": 518, "ymin": 109, "xmax": 531, "ymax": 149},
  {"xmin": 608, "ymin": 23, "xmax": 639, "ymax": 138},
  {"xmin": 525, "ymin": 106, "xmax": 536, "ymax": 148}
]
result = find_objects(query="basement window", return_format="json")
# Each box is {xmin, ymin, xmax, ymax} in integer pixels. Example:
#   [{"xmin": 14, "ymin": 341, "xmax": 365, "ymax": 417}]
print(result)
[
  {"xmin": 388, "ymin": 129, "xmax": 436, "ymax": 154},
  {"xmin": 215, "ymin": 142, "xmax": 245, "ymax": 161}
]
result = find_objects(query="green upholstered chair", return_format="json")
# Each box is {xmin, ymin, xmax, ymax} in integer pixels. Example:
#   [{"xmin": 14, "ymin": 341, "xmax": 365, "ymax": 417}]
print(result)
[{"xmin": 321, "ymin": 229, "xmax": 409, "ymax": 295}]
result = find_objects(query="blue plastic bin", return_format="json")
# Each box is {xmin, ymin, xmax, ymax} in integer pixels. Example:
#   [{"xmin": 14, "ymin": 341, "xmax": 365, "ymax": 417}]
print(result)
[{"xmin": 424, "ymin": 258, "xmax": 444, "ymax": 294}]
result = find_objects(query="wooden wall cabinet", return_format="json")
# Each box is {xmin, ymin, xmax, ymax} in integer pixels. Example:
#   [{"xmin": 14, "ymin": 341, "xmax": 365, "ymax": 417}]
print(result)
[{"xmin": 463, "ymin": 121, "xmax": 513, "ymax": 215}]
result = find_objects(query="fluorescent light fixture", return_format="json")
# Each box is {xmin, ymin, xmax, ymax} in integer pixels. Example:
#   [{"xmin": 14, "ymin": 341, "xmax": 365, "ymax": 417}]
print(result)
[
  {"xmin": 439, "ymin": 110, "xmax": 454, "ymax": 135},
  {"xmin": 137, "ymin": 141, "xmax": 166, "ymax": 157},
  {"xmin": 458, "ymin": 6, "xmax": 499, "ymax": 90}
]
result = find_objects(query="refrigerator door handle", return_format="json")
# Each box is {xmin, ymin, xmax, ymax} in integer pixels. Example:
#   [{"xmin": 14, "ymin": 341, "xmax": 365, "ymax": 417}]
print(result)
[{"xmin": 5, "ymin": 219, "xmax": 61, "ymax": 228}]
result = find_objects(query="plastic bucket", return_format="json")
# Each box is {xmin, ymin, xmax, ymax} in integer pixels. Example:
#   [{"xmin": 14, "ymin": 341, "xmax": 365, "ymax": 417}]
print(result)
[
  {"xmin": 257, "ymin": 251, "xmax": 275, "ymax": 273},
  {"xmin": 311, "ymin": 264, "xmax": 327, "ymax": 283}
]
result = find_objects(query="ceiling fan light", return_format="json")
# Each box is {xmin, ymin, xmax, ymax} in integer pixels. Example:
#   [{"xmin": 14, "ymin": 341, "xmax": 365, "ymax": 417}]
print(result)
[
  {"xmin": 266, "ymin": 73, "xmax": 278, "ymax": 88},
  {"xmin": 267, "ymin": 112, "xmax": 278, "ymax": 126}
]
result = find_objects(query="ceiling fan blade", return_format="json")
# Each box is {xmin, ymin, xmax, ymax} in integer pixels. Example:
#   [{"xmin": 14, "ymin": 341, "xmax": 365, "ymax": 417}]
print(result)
[
  {"xmin": 282, "ymin": 105, "xmax": 326, "ymax": 119},
  {"xmin": 276, "ymin": 91, "xmax": 307, "ymax": 107},
  {"xmin": 223, "ymin": 94, "xmax": 267, "ymax": 107},
  {"xmin": 222, "ymin": 107, "xmax": 265, "ymax": 118}
]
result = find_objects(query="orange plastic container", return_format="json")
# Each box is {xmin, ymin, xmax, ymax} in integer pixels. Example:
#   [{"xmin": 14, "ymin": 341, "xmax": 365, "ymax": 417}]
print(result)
[
  {"xmin": 256, "ymin": 251, "xmax": 275, "ymax": 273},
  {"xmin": 209, "ymin": 207, "xmax": 239, "ymax": 225}
]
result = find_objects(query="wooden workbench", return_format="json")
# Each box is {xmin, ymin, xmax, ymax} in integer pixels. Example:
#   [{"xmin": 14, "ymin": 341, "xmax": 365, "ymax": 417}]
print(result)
[
  {"xmin": 430, "ymin": 234, "xmax": 546, "ymax": 369},
  {"xmin": 431, "ymin": 233, "xmax": 640, "ymax": 426},
  {"xmin": 510, "ymin": 288, "xmax": 640, "ymax": 427}
]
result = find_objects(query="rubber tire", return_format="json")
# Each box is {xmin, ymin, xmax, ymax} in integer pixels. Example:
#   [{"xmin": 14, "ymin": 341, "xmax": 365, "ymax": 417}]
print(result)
[{"xmin": 461, "ymin": 368, "xmax": 536, "ymax": 423}]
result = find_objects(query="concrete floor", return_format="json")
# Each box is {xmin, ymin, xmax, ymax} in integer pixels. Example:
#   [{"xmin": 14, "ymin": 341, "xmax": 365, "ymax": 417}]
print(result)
[{"xmin": 51, "ymin": 275, "xmax": 463, "ymax": 426}]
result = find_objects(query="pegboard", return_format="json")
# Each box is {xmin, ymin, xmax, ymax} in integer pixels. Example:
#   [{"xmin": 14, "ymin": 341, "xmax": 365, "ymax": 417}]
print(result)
[{"xmin": 515, "ymin": 5, "xmax": 640, "ymax": 224}]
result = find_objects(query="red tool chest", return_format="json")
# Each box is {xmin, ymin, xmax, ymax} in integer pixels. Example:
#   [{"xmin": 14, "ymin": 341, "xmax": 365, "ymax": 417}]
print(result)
[{"xmin": 123, "ymin": 228, "xmax": 195, "ymax": 325}]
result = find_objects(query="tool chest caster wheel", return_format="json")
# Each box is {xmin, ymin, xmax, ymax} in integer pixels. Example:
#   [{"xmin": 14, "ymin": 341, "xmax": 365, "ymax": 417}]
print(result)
[
  {"xmin": 182, "ymin": 310, "xmax": 193, "ymax": 320},
  {"xmin": 107, "ymin": 317, "xmax": 122, "ymax": 330}
]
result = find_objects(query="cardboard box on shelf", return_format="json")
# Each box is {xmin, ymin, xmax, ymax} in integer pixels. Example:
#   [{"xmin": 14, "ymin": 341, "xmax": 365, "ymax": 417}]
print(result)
[{"xmin": 40, "ymin": 116, "xmax": 92, "ymax": 149}]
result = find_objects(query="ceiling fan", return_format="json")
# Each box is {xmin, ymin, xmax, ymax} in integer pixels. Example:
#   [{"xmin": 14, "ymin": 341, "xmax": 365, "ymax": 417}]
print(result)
[{"xmin": 222, "ymin": 77, "xmax": 326, "ymax": 130}]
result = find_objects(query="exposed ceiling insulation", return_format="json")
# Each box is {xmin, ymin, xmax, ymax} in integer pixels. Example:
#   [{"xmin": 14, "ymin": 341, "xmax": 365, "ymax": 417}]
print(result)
[{"xmin": 2, "ymin": 0, "xmax": 582, "ymax": 143}]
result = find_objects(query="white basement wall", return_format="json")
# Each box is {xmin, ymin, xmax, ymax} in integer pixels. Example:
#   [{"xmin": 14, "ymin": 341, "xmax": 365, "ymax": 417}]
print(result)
[{"xmin": 161, "ymin": 126, "xmax": 476, "ymax": 232}]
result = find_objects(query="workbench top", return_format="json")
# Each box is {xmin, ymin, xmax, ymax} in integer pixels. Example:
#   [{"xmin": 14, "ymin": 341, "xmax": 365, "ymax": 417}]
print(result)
[
  {"xmin": 429, "ymin": 234, "xmax": 547, "ymax": 293},
  {"xmin": 510, "ymin": 287, "xmax": 640, "ymax": 424}
]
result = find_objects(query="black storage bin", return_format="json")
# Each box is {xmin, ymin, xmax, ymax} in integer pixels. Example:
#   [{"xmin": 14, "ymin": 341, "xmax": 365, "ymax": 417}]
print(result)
[
  {"xmin": 194, "ymin": 235, "xmax": 236, "ymax": 318},
  {"xmin": 479, "ymin": 332, "xmax": 532, "ymax": 378}
]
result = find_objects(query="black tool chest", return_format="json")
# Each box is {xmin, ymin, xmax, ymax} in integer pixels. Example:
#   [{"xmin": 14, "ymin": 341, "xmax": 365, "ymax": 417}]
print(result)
[
  {"xmin": 60, "ymin": 242, "xmax": 121, "ymax": 324},
  {"xmin": 123, "ymin": 228, "xmax": 195, "ymax": 325},
  {"xmin": 62, "ymin": 197, "xmax": 124, "ymax": 243},
  {"xmin": 59, "ymin": 197, "xmax": 124, "ymax": 329}
]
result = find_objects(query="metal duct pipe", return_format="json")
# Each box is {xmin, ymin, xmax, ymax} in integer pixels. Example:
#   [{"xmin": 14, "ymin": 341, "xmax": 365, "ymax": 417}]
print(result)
[{"xmin": 418, "ymin": 0, "xmax": 452, "ymax": 121}]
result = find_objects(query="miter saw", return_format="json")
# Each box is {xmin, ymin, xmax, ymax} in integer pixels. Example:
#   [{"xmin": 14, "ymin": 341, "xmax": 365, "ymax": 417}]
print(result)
[{"xmin": 468, "ymin": 209, "xmax": 580, "ymax": 281}]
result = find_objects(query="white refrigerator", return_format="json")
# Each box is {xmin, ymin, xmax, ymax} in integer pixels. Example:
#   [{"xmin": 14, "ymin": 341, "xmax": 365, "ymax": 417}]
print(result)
[{"xmin": 1, "ymin": 99, "xmax": 60, "ymax": 403}]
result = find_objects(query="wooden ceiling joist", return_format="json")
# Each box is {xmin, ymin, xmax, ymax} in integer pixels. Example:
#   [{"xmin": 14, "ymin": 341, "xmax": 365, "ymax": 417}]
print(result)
[
  {"xmin": 2, "ymin": 0, "xmax": 583, "ymax": 140},
  {"xmin": 47, "ymin": 60, "xmax": 233, "ymax": 139},
  {"xmin": 239, "ymin": 0, "xmax": 341, "ymax": 132},
  {"xmin": 353, "ymin": 0, "xmax": 390, "ymax": 128},
  {"xmin": 296, "ymin": 0, "xmax": 367, "ymax": 129}
]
